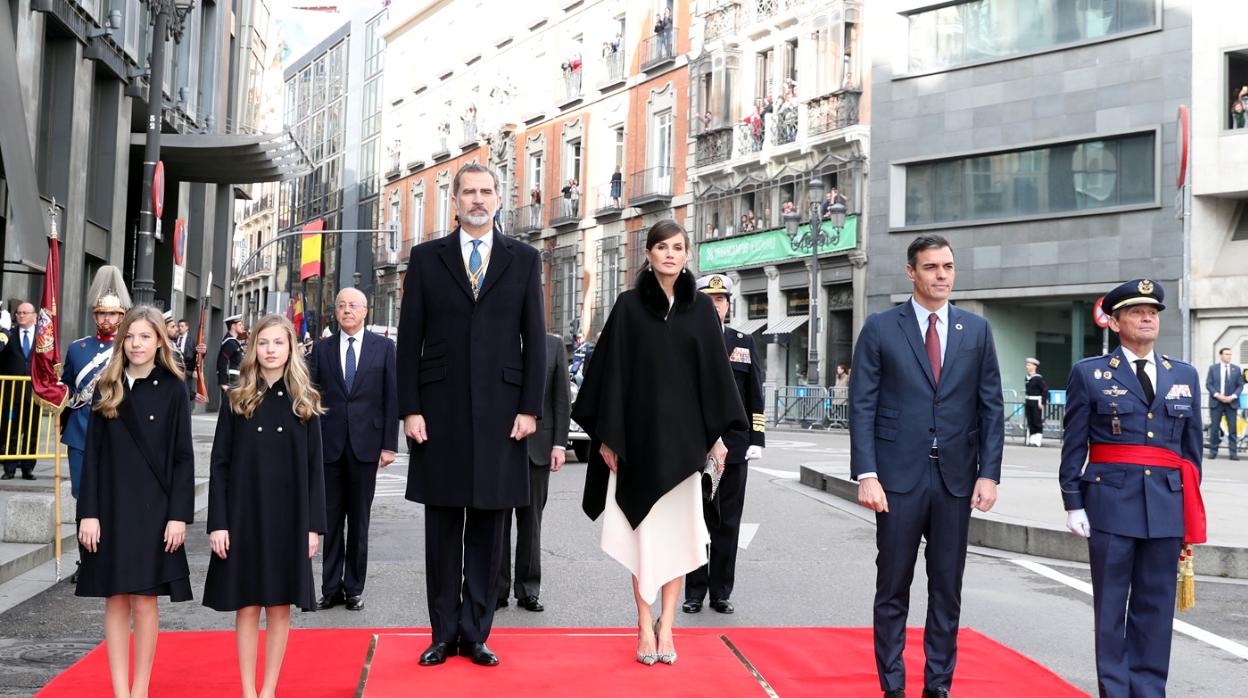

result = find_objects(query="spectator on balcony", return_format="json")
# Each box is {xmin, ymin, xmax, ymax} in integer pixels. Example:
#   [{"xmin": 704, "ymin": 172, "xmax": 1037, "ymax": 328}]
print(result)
[
  {"xmin": 700, "ymin": 111, "xmax": 713, "ymax": 133},
  {"xmin": 821, "ymin": 189, "xmax": 846, "ymax": 219},
  {"xmin": 570, "ymin": 179, "xmax": 581, "ymax": 216},
  {"xmin": 654, "ymin": 8, "xmax": 673, "ymax": 57},
  {"xmin": 530, "ymin": 187, "xmax": 542, "ymax": 206},
  {"xmin": 782, "ymin": 200, "xmax": 795, "ymax": 216},
  {"xmin": 1233, "ymin": 98, "xmax": 1246, "ymax": 130},
  {"xmin": 610, "ymin": 167, "xmax": 623, "ymax": 208}
]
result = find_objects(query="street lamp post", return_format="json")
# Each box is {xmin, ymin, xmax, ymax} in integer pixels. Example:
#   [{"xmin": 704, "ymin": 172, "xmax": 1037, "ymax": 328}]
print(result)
[
  {"xmin": 133, "ymin": 0, "xmax": 196, "ymax": 306},
  {"xmin": 784, "ymin": 177, "xmax": 849, "ymax": 387}
]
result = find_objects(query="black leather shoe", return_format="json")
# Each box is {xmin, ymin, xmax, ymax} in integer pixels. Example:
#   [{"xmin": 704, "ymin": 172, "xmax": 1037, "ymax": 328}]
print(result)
[
  {"xmin": 517, "ymin": 596, "xmax": 544, "ymax": 612},
  {"xmin": 709, "ymin": 599, "xmax": 734, "ymax": 614},
  {"xmin": 681, "ymin": 599, "xmax": 702, "ymax": 613},
  {"xmin": 317, "ymin": 593, "xmax": 345, "ymax": 610},
  {"xmin": 459, "ymin": 641, "xmax": 499, "ymax": 666},
  {"xmin": 419, "ymin": 641, "xmax": 457, "ymax": 666},
  {"xmin": 883, "ymin": 690, "xmax": 905, "ymax": 698},
  {"xmin": 1232, "ymin": 455, "xmax": 1240, "ymax": 461},
  {"xmin": 0, "ymin": 473, "xmax": 13, "ymax": 480},
  {"xmin": 21, "ymin": 473, "xmax": 34, "ymax": 480},
  {"xmin": 496, "ymin": 597, "xmax": 509, "ymax": 610},
  {"xmin": 922, "ymin": 688, "xmax": 950, "ymax": 698},
  {"xmin": 345, "ymin": 595, "xmax": 364, "ymax": 611},
  {"xmin": 1208, "ymin": 453, "xmax": 1218, "ymax": 460}
]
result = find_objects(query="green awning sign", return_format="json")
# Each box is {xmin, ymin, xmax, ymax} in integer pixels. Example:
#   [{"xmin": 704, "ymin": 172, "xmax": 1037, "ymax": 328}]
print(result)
[{"xmin": 697, "ymin": 215, "xmax": 858, "ymax": 272}]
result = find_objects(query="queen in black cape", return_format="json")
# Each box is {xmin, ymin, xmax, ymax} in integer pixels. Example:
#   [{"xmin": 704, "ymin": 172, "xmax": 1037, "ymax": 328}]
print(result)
[{"xmin": 572, "ymin": 220, "xmax": 746, "ymax": 664}]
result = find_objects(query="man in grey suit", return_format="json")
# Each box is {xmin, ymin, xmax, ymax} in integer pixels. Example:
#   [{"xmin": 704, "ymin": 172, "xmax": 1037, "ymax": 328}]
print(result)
[
  {"xmin": 1205, "ymin": 346, "xmax": 1244, "ymax": 460},
  {"xmin": 497, "ymin": 333, "xmax": 570, "ymax": 612},
  {"xmin": 849, "ymin": 234, "xmax": 1004, "ymax": 698}
]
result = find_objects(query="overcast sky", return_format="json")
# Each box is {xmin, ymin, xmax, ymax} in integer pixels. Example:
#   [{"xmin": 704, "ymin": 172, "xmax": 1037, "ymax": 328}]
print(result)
[{"xmin": 272, "ymin": 0, "xmax": 380, "ymax": 67}]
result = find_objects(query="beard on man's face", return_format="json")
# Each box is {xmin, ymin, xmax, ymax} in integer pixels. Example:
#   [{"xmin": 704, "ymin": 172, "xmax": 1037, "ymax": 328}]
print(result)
[{"xmin": 461, "ymin": 211, "xmax": 492, "ymax": 227}]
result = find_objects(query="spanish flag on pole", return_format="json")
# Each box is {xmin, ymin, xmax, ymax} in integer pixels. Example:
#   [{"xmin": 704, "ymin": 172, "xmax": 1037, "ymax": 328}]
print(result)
[{"xmin": 301, "ymin": 219, "xmax": 324, "ymax": 281}]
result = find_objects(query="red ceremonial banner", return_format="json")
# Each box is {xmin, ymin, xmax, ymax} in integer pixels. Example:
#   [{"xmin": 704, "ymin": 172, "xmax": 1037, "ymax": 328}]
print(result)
[{"xmin": 32, "ymin": 226, "xmax": 67, "ymax": 410}]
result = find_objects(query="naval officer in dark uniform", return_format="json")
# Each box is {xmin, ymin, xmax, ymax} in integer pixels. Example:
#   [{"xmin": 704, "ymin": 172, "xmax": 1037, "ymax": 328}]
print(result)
[
  {"xmin": 217, "ymin": 314, "xmax": 245, "ymax": 393},
  {"xmin": 683, "ymin": 274, "xmax": 765, "ymax": 615},
  {"xmin": 1024, "ymin": 358, "xmax": 1048, "ymax": 447},
  {"xmin": 1060, "ymin": 278, "xmax": 1206, "ymax": 698}
]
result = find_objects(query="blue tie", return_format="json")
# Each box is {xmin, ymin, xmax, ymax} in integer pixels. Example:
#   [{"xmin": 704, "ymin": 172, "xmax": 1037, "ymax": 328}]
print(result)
[
  {"xmin": 21, "ymin": 330, "xmax": 30, "ymax": 359},
  {"xmin": 469, "ymin": 240, "xmax": 483, "ymax": 275},
  {"xmin": 345, "ymin": 336, "xmax": 357, "ymax": 392}
]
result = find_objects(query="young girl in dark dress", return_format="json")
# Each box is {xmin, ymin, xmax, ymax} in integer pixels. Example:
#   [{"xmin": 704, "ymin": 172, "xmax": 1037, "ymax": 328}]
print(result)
[
  {"xmin": 76, "ymin": 305, "xmax": 195, "ymax": 698},
  {"xmin": 203, "ymin": 314, "xmax": 326, "ymax": 698}
]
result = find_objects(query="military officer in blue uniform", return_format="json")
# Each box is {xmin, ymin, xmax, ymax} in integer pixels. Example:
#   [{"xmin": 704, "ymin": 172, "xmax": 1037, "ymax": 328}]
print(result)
[
  {"xmin": 683, "ymin": 274, "xmax": 765, "ymax": 615},
  {"xmin": 1060, "ymin": 278, "xmax": 1206, "ymax": 698},
  {"xmin": 60, "ymin": 266, "xmax": 130, "ymax": 500}
]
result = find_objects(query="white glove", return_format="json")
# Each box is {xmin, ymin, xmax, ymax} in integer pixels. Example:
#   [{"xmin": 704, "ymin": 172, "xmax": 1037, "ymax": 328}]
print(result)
[
  {"xmin": 745, "ymin": 445, "xmax": 763, "ymax": 461},
  {"xmin": 1066, "ymin": 509, "xmax": 1092, "ymax": 538},
  {"xmin": 0, "ymin": 309, "xmax": 10, "ymax": 331}
]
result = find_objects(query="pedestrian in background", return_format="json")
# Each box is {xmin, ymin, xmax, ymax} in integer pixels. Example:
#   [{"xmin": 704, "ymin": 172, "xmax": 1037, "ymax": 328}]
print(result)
[
  {"xmin": 310, "ymin": 288, "xmax": 398, "ymax": 612},
  {"xmin": 203, "ymin": 314, "xmax": 327, "ymax": 698},
  {"xmin": 574, "ymin": 220, "xmax": 746, "ymax": 666},
  {"xmin": 0, "ymin": 301, "xmax": 38, "ymax": 480},
  {"xmin": 1206, "ymin": 346, "xmax": 1243, "ymax": 460},
  {"xmin": 497, "ymin": 332, "xmax": 570, "ymax": 613},
  {"xmin": 1024, "ymin": 358, "xmax": 1048, "ymax": 447},
  {"xmin": 76, "ymin": 305, "xmax": 194, "ymax": 698}
]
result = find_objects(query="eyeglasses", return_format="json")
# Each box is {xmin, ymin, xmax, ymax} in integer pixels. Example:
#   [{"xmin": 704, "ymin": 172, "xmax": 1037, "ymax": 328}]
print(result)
[{"xmin": 336, "ymin": 302, "xmax": 366, "ymax": 311}]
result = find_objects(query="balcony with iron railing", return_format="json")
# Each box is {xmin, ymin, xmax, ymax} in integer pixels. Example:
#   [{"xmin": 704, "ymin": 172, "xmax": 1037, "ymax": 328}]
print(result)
[
  {"xmin": 599, "ymin": 50, "xmax": 626, "ymax": 89},
  {"xmin": 374, "ymin": 241, "xmax": 400, "ymax": 267},
  {"xmin": 774, "ymin": 106, "xmax": 799, "ymax": 146},
  {"xmin": 558, "ymin": 66, "xmax": 584, "ymax": 108},
  {"xmin": 517, "ymin": 204, "xmax": 545, "ymax": 235},
  {"xmin": 696, "ymin": 128, "xmax": 733, "ymax": 167},
  {"xmin": 746, "ymin": 0, "xmax": 809, "ymax": 26},
  {"xmin": 735, "ymin": 120, "xmax": 765, "ymax": 157},
  {"xmin": 701, "ymin": 1, "xmax": 740, "ymax": 42},
  {"xmin": 807, "ymin": 89, "xmax": 862, "ymax": 137},
  {"xmin": 629, "ymin": 167, "xmax": 675, "ymax": 206},
  {"xmin": 595, "ymin": 180, "xmax": 625, "ymax": 217},
  {"xmin": 550, "ymin": 196, "xmax": 582, "ymax": 228},
  {"xmin": 640, "ymin": 29, "xmax": 678, "ymax": 72}
]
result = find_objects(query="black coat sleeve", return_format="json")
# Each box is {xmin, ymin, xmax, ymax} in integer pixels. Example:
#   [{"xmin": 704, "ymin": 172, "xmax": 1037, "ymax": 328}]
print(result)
[
  {"xmin": 207, "ymin": 400, "xmax": 234, "ymax": 532},
  {"xmin": 518, "ymin": 251, "xmax": 547, "ymax": 418},
  {"xmin": 382, "ymin": 338, "xmax": 399, "ymax": 451},
  {"xmin": 693, "ymin": 299, "xmax": 748, "ymax": 449},
  {"xmin": 396, "ymin": 246, "xmax": 426, "ymax": 417},
  {"xmin": 167, "ymin": 390, "xmax": 196, "ymax": 523},
  {"xmin": 216, "ymin": 345, "xmax": 229, "ymax": 389},
  {"xmin": 570, "ymin": 300, "xmax": 630, "ymax": 461},
  {"xmin": 746, "ymin": 336, "xmax": 766, "ymax": 448},
  {"xmin": 306, "ymin": 414, "xmax": 327, "ymax": 533},
  {"xmin": 76, "ymin": 410, "xmax": 105, "ymax": 520},
  {"xmin": 550, "ymin": 339, "xmax": 570, "ymax": 450}
]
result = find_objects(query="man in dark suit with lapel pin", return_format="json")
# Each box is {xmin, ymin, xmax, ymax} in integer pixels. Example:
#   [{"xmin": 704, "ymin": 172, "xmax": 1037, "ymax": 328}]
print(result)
[
  {"xmin": 1060, "ymin": 279, "xmax": 1205, "ymax": 698},
  {"xmin": 398, "ymin": 163, "xmax": 545, "ymax": 668},
  {"xmin": 849, "ymin": 234, "xmax": 1004, "ymax": 698},
  {"xmin": 497, "ymin": 332, "xmax": 569, "ymax": 613},
  {"xmin": 1204, "ymin": 346, "xmax": 1243, "ymax": 460},
  {"xmin": 310, "ymin": 287, "xmax": 399, "ymax": 612}
]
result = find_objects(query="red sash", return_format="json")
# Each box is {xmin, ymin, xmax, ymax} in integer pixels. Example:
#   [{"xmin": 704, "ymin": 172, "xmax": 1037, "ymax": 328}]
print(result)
[{"xmin": 1088, "ymin": 444, "xmax": 1206, "ymax": 544}]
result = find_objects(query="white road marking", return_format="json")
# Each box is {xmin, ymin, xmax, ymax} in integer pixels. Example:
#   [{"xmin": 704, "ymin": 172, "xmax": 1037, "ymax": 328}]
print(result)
[
  {"xmin": 1012, "ymin": 559, "xmax": 1248, "ymax": 661},
  {"xmin": 750, "ymin": 466, "xmax": 800, "ymax": 479},
  {"xmin": 764, "ymin": 439, "xmax": 818, "ymax": 449},
  {"xmin": 738, "ymin": 523, "xmax": 760, "ymax": 550},
  {"xmin": 374, "ymin": 472, "xmax": 408, "ymax": 498}
]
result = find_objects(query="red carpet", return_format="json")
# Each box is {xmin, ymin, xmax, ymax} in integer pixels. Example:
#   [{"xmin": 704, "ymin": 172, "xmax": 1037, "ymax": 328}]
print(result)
[{"xmin": 38, "ymin": 627, "xmax": 1088, "ymax": 697}]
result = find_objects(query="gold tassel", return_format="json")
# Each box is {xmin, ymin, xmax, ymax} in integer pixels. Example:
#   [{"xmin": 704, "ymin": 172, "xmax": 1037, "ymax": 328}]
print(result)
[{"xmin": 1177, "ymin": 544, "xmax": 1196, "ymax": 612}]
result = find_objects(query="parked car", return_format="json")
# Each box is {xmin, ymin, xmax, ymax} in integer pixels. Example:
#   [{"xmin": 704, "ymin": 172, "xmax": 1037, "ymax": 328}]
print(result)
[{"xmin": 567, "ymin": 379, "xmax": 590, "ymax": 462}]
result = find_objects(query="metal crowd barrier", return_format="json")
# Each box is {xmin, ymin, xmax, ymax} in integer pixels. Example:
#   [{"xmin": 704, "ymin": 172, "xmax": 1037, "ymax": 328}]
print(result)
[
  {"xmin": 773, "ymin": 386, "xmax": 849, "ymax": 430},
  {"xmin": 0, "ymin": 376, "xmax": 68, "ymax": 577}
]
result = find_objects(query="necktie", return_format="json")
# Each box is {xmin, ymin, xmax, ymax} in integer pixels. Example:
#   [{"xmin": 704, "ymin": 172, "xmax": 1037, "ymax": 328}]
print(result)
[
  {"xmin": 1135, "ymin": 359, "xmax": 1154, "ymax": 403},
  {"xmin": 21, "ymin": 330, "xmax": 30, "ymax": 359},
  {"xmin": 345, "ymin": 336, "xmax": 357, "ymax": 392},
  {"xmin": 1223, "ymin": 364, "xmax": 1228, "ymax": 396},
  {"xmin": 925, "ymin": 313, "xmax": 941, "ymax": 385},
  {"xmin": 469, "ymin": 240, "xmax": 483, "ymax": 275}
]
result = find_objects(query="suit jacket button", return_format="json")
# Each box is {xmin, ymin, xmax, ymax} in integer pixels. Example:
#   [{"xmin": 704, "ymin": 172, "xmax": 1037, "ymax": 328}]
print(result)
[
  {"xmin": 277, "ymin": 426, "xmax": 284, "ymax": 432},
  {"xmin": 258, "ymin": 426, "xmax": 263, "ymax": 432},
  {"xmin": 1147, "ymin": 431, "xmax": 1154, "ymax": 438},
  {"xmin": 153, "ymin": 380, "xmax": 159, "ymax": 386},
  {"xmin": 1095, "ymin": 475, "xmax": 1102, "ymax": 481},
  {"xmin": 1147, "ymin": 412, "xmax": 1153, "ymax": 419},
  {"xmin": 278, "ymin": 391, "xmax": 284, "ymax": 396},
  {"xmin": 1145, "ymin": 469, "xmax": 1152, "ymax": 476},
  {"xmin": 149, "ymin": 415, "xmax": 155, "ymax": 421}
]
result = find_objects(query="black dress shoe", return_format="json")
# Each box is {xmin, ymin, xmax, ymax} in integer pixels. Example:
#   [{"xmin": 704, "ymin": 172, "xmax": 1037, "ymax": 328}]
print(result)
[
  {"xmin": 21, "ymin": 473, "xmax": 35, "ymax": 480},
  {"xmin": 709, "ymin": 599, "xmax": 734, "ymax": 614},
  {"xmin": 922, "ymin": 688, "xmax": 950, "ymax": 698},
  {"xmin": 459, "ymin": 641, "xmax": 499, "ymax": 666},
  {"xmin": 1232, "ymin": 454, "xmax": 1240, "ymax": 461},
  {"xmin": 419, "ymin": 641, "xmax": 457, "ymax": 666},
  {"xmin": 496, "ymin": 597, "xmax": 509, "ymax": 610},
  {"xmin": 681, "ymin": 599, "xmax": 702, "ymax": 613},
  {"xmin": 317, "ymin": 593, "xmax": 345, "ymax": 610},
  {"xmin": 883, "ymin": 690, "xmax": 905, "ymax": 698},
  {"xmin": 345, "ymin": 595, "xmax": 364, "ymax": 611},
  {"xmin": 0, "ymin": 473, "xmax": 14, "ymax": 480},
  {"xmin": 517, "ymin": 596, "xmax": 544, "ymax": 612}
]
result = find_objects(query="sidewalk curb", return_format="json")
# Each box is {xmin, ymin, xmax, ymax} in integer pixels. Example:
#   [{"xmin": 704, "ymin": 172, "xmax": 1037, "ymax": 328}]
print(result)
[{"xmin": 799, "ymin": 465, "xmax": 1248, "ymax": 579}]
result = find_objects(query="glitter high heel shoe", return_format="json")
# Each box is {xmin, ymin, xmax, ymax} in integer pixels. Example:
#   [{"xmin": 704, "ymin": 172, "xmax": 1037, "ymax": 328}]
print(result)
[
  {"xmin": 654, "ymin": 620, "xmax": 677, "ymax": 665},
  {"xmin": 636, "ymin": 624, "xmax": 658, "ymax": 666}
]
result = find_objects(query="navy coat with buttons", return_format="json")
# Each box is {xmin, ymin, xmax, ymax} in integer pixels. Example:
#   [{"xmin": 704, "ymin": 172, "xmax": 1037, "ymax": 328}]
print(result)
[{"xmin": 1059, "ymin": 347, "xmax": 1203, "ymax": 539}]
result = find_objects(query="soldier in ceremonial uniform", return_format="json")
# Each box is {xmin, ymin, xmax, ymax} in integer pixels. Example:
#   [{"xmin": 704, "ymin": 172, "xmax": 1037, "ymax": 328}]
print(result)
[
  {"xmin": 60, "ymin": 266, "xmax": 130, "ymax": 500},
  {"xmin": 1024, "ymin": 358, "xmax": 1048, "ymax": 447},
  {"xmin": 683, "ymin": 274, "xmax": 765, "ymax": 615},
  {"xmin": 217, "ymin": 314, "xmax": 245, "ymax": 393},
  {"xmin": 1060, "ymin": 278, "xmax": 1206, "ymax": 698}
]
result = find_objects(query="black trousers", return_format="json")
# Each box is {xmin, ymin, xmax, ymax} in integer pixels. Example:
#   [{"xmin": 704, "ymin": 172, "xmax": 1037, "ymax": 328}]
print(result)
[
  {"xmin": 873, "ymin": 458, "xmax": 972, "ymax": 693},
  {"xmin": 425, "ymin": 505, "xmax": 505, "ymax": 644},
  {"xmin": 685, "ymin": 459, "xmax": 748, "ymax": 602},
  {"xmin": 1208, "ymin": 402, "xmax": 1238, "ymax": 456},
  {"xmin": 1, "ymin": 388, "xmax": 37, "ymax": 476},
  {"xmin": 497, "ymin": 461, "xmax": 551, "ymax": 601},
  {"xmin": 321, "ymin": 447, "xmax": 379, "ymax": 598},
  {"xmin": 1024, "ymin": 399, "xmax": 1044, "ymax": 436}
]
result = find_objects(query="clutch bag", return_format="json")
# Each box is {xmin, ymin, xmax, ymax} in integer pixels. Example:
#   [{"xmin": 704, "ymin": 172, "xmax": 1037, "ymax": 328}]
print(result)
[{"xmin": 701, "ymin": 455, "xmax": 722, "ymax": 502}]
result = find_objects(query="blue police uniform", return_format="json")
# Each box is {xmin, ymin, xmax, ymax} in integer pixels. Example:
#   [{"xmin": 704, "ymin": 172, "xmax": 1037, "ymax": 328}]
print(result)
[
  {"xmin": 60, "ymin": 334, "xmax": 115, "ymax": 498},
  {"xmin": 1059, "ymin": 278, "xmax": 1203, "ymax": 698}
]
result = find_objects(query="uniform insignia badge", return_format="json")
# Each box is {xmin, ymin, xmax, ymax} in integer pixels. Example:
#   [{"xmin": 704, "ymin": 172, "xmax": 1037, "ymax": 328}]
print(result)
[
  {"xmin": 1109, "ymin": 357, "xmax": 1121, "ymax": 368},
  {"xmin": 729, "ymin": 347, "xmax": 751, "ymax": 364},
  {"xmin": 1103, "ymin": 371, "xmax": 1112, "ymax": 380},
  {"xmin": 1138, "ymin": 279, "xmax": 1154, "ymax": 294},
  {"xmin": 1102, "ymin": 386, "xmax": 1128, "ymax": 397},
  {"xmin": 1162, "ymin": 359, "xmax": 1173, "ymax": 370},
  {"xmin": 1094, "ymin": 369, "xmax": 1102, "ymax": 379},
  {"xmin": 1165, "ymin": 384, "xmax": 1191, "ymax": 400}
]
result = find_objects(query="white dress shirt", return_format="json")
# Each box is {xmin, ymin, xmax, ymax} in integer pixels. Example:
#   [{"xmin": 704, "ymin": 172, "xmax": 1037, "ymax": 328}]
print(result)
[
  {"xmin": 339, "ymin": 327, "xmax": 366, "ymax": 380},
  {"xmin": 1120, "ymin": 345, "xmax": 1157, "ymax": 394},
  {"xmin": 459, "ymin": 229, "xmax": 493, "ymax": 276}
]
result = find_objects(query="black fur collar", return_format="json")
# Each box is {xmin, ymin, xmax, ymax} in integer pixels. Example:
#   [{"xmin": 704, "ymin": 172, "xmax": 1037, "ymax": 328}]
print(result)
[{"xmin": 635, "ymin": 267, "xmax": 697, "ymax": 319}]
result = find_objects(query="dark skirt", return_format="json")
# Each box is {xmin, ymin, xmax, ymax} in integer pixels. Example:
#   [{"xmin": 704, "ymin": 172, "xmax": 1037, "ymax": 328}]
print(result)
[{"xmin": 76, "ymin": 573, "xmax": 193, "ymax": 602}]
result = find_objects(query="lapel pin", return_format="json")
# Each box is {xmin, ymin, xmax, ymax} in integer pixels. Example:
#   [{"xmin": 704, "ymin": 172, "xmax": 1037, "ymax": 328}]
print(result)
[
  {"xmin": 955, "ymin": 323, "xmax": 963, "ymax": 330},
  {"xmin": 1094, "ymin": 369, "xmax": 1102, "ymax": 379},
  {"xmin": 1103, "ymin": 371, "xmax": 1112, "ymax": 380}
]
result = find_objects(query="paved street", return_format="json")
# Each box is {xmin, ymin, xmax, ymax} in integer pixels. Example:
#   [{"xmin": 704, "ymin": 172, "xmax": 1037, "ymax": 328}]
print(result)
[{"xmin": 0, "ymin": 429, "xmax": 1246, "ymax": 696}]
